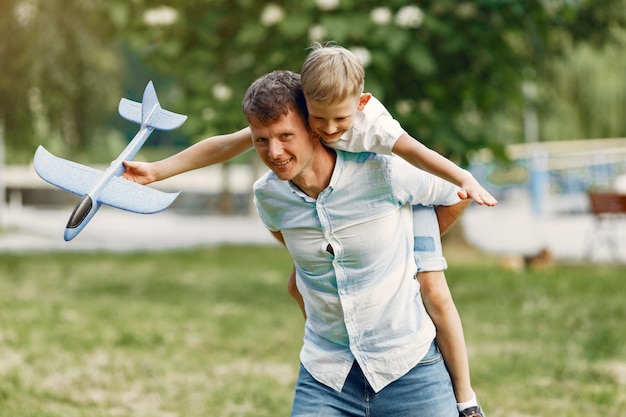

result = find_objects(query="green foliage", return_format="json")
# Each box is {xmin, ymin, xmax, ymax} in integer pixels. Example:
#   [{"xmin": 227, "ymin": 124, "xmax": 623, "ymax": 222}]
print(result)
[
  {"xmin": 0, "ymin": 0, "xmax": 122, "ymax": 162},
  {"xmin": 2, "ymin": 0, "xmax": 626, "ymax": 164},
  {"xmin": 539, "ymin": 29, "xmax": 626, "ymax": 141},
  {"xmin": 119, "ymin": 0, "xmax": 626, "ymax": 164}
]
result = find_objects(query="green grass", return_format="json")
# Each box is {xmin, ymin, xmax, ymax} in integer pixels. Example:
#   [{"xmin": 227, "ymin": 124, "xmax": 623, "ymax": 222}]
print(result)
[
  {"xmin": 448, "ymin": 262, "xmax": 626, "ymax": 416},
  {"xmin": 0, "ymin": 245, "xmax": 625, "ymax": 416}
]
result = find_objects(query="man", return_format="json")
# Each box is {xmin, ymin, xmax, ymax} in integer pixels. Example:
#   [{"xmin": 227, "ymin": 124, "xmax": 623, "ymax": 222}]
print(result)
[{"xmin": 244, "ymin": 70, "xmax": 469, "ymax": 417}]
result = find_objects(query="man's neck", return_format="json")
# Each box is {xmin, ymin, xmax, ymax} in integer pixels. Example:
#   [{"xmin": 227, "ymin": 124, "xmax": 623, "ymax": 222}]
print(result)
[{"xmin": 291, "ymin": 148, "xmax": 336, "ymax": 199}]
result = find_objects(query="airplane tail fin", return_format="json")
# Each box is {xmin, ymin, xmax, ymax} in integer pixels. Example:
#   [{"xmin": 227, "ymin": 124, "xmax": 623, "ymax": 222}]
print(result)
[{"xmin": 118, "ymin": 81, "xmax": 187, "ymax": 130}]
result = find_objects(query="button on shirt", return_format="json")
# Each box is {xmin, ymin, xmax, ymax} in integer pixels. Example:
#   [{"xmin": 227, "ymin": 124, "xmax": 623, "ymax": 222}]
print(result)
[{"xmin": 253, "ymin": 150, "xmax": 461, "ymax": 393}]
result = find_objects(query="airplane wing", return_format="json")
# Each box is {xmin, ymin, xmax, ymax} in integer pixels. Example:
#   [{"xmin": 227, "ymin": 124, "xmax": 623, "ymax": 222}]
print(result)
[
  {"xmin": 34, "ymin": 146, "xmax": 101, "ymax": 196},
  {"xmin": 99, "ymin": 176, "xmax": 179, "ymax": 214},
  {"xmin": 34, "ymin": 146, "xmax": 179, "ymax": 214}
]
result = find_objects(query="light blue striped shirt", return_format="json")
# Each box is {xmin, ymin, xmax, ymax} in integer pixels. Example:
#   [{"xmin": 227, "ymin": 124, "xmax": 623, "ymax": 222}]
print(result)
[{"xmin": 254, "ymin": 150, "xmax": 460, "ymax": 392}]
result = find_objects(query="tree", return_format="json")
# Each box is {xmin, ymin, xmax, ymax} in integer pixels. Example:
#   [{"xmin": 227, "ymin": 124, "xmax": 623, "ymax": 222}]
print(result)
[
  {"xmin": 539, "ymin": 29, "xmax": 626, "ymax": 141},
  {"xmin": 3, "ymin": 0, "xmax": 625, "ymax": 164},
  {"xmin": 0, "ymin": 0, "xmax": 121, "ymax": 163},
  {"xmin": 118, "ymin": 0, "xmax": 625, "ymax": 165}
]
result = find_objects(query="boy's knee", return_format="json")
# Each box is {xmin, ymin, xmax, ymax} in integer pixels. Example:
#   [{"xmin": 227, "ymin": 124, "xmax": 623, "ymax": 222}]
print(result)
[{"xmin": 417, "ymin": 271, "xmax": 453, "ymax": 309}]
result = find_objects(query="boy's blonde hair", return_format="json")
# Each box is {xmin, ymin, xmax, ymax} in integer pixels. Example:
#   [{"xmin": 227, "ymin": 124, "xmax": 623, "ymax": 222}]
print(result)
[{"xmin": 301, "ymin": 42, "xmax": 364, "ymax": 104}]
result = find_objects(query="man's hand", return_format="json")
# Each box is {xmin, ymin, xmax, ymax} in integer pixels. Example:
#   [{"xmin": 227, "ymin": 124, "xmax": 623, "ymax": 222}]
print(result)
[
  {"xmin": 122, "ymin": 160, "xmax": 158, "ymax": 185},
  {"xmin": 435, "ymin": 199, "xmax": 472, "ymax": 236}
]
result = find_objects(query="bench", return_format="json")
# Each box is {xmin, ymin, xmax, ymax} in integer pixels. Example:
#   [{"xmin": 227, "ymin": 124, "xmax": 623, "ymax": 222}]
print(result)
[{"xmin": 586, "ymin": 191, "xmax": 626, "ymax": 260}]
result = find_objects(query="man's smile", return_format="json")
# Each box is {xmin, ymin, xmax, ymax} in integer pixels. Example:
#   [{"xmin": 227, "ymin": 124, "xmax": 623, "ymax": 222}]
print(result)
[{"xmin": 272, "ymin": 158, "xmax": 292, "ymax": 167}]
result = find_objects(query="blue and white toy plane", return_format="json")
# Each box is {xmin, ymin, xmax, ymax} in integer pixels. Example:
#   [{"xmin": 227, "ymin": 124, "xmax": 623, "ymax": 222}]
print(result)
[{"xmin": 33, "ymin": 81, "xmax": 186, "ymax": 241}]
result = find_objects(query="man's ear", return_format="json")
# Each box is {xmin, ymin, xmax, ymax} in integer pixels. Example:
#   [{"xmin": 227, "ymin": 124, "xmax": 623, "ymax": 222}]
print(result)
[{"xmin": 357, "ymin": 93, "xmax": 372, "ymax": 111}]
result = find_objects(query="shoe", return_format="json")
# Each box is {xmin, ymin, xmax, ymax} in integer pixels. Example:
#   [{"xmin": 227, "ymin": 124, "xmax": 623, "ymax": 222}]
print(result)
[{"xmin": 459, "ymin": 405, "xmax": 485, "ymax": 417}]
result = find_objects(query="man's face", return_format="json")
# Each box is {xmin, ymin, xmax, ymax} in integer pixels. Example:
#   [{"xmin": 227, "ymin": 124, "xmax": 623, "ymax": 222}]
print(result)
[
  {"xmin": 306, "ymin": 93, "xmax": 371, "ymax": 144},
  {"xmin": 250, "ymin": 110, "xmax": 316, "ymax": 182}
]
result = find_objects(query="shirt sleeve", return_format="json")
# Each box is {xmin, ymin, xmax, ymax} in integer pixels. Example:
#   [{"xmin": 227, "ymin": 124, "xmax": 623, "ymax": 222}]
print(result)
[
  {"xmin": 253, "ymin": 174, "xmax": 281, "ymax": 232},
  {"xmin": 390, "ymin": 156, "xmax": 462, "ymax": 207}
]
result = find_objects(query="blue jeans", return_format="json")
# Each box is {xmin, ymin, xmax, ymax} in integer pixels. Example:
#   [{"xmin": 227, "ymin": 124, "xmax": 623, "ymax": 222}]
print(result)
[
  {"xmin": 290, "ymin": 342, "xmax": 457, "ymax": 417},
  {"xmin": 412, "ymin": 205, "xmax": 447, "ymax": 273}
]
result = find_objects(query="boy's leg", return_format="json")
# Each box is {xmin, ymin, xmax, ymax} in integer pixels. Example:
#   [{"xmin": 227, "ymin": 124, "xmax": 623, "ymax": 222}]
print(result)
[
  {"xmin": 412, "ymin": 205, "xmax": 483, "ymax": 416},
  {"xmin": 412, "ymin": 204, "xmax": 447, "ymax": 274},
  {"xmin": 418, "ymin": 271, "xmax": 474, "ymax": 406}
]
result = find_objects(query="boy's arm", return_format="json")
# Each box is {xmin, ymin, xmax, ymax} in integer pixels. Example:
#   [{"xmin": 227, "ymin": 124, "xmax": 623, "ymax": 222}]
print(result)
[
  {"xmin": 392, "ymin": 133, "xmax": 497, "ymax": 206},
  {"xmin": 123, "ymin": 127, "xmax": 253, "ymax": 185}
]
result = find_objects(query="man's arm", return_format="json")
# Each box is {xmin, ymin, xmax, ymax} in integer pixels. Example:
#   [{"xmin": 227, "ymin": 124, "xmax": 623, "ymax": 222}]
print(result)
[
  {"xmin": 271, "ymin": 231, "xmax": 306, "ymax": 319},
  {"xmin": 123, "ymin": 127, "xmax": 253, "ymax": 184},
  {"xmin": 435, "ymin": 199, "xmax": 472, "ymax": 236}
]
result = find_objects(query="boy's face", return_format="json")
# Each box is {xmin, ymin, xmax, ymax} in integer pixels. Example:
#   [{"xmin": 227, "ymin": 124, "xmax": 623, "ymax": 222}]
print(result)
[{"xmin": 306, "ymin": 93, "xmax": 371, "ymax": 144}]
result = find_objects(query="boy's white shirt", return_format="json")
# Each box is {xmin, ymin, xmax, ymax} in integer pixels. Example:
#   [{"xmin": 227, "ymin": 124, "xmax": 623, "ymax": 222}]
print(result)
[
  {"xmin": 326, "ymin": 96, "xmax": 451, "ymax": 274},
  {"xmin": 326, "ymin": 95, "xmax": 405, "ymax": 155}
]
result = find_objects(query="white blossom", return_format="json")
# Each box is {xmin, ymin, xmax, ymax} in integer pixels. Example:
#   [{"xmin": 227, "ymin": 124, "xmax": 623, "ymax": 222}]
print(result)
[
  {"xmin": 260, "ymin": 4, "xmax": 285, "ymax": 26},
  {"xmin": 395, "ymin": 5, "xmax": 424, "ymax": 29},
  {"xmin": 464, "ymin": 109, "xmax": 481, "ymax": 125},
  {"xmin": 350, "ymin": 47, "xmax": 371, "ymax": 68},
  {"xmin": 202, "ymin": 107, "xmax": 216, "ymax": 121},
  {"xmin": 212, "ymin": 83, "xmax": 233, "ymax": 101},
  {"xmin": 418, "ymin": 99, "xmax": 433, "ymax": 114},
  {"xmin": 456, "ymin": 2, "xmax": 477, "ymax": 19},
  {"xmin": 143, "ymin": 6, "xmax": 178, "ymax": 26},
  {"xmin": 308, "ymin": 25, "xmax": 327, "ymax": 42},
  {"xmin": 370, "ymin": 7, "xmax": 392, "ymax": 25},
  {"xmin": 395, "ymin": 100, "xmax": 412, "ymax": 116},
  {"xmin": 315, "ymin": 0, "xmax": 339, "ymax": 11},
  {"xmin": 14, "ymin": 1, "xmax": 37, "ymax": 26}
]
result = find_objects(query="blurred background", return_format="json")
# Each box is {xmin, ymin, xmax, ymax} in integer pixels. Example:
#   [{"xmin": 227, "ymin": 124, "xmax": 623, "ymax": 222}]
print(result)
[{"xmin": 1, "ymin": 0, "xmax": 626, "ymax": 262}]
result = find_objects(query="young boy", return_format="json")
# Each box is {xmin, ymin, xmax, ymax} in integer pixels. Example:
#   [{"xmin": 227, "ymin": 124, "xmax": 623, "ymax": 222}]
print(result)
[
  {"xmin": 123, "ymin": 44, "xmax": 490, "ymax": 417},
  {"xmin": 300, "ymin": 44, "xmax": 488, "ymax": 417}
]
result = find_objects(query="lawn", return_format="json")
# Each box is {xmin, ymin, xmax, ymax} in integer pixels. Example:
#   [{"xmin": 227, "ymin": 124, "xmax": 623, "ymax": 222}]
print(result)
[{"xmin": 0, "ymin": 244, "xmax": 624, "ymax": 417}]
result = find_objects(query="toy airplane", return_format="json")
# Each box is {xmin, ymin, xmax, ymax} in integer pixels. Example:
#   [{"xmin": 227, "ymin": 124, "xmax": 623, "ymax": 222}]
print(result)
[{"xmin": 33, "ymin": 81, "xmax": 186, "ymax": 241}]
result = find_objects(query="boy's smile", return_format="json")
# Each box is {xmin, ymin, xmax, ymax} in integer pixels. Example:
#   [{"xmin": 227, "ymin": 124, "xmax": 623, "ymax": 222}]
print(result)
[{"xmin": 306, "ymin": 94, "xmax": 371, "ymax": 144}]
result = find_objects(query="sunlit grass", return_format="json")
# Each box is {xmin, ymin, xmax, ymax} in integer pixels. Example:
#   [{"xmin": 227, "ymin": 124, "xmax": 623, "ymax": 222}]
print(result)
[
  {"xmin": 0, "ymin": 247, "xmax": 301, "ymax": 417},
  {"xmin": 0, "ymin": 245, "xmax": 624, "ymax": 416},
  {"xmin": 447, "ymin": 263, "xmax": 626, "ymax": 417}
]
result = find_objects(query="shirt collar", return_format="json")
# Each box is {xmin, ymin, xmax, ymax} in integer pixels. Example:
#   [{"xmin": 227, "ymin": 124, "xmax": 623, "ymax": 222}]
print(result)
[{"xmin": 287, "ymin": 148, "xmax": 342, "ymax": 201}]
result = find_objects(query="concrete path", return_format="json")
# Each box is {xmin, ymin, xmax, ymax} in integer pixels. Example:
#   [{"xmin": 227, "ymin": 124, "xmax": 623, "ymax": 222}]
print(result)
[
  {"xmin": 1, "ymin": 202, "xmax": 625, "ymax": 264},
  {"xmin": 0, "ymin": 206, "xmax": 276, "ymax": 252},
  {"xmin": 461, "ymin": 201, "xmax": 626, "ymax": 264}
]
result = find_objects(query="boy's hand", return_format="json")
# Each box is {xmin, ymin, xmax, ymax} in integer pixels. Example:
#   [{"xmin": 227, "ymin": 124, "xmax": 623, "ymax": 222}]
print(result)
[
  {"xmin": 122, "ymin": 160, "xmax": 158, "ymax": 185},
  {"xmin": 457, "ymin": 179, "xmax": 498, "ymax": 206}
]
